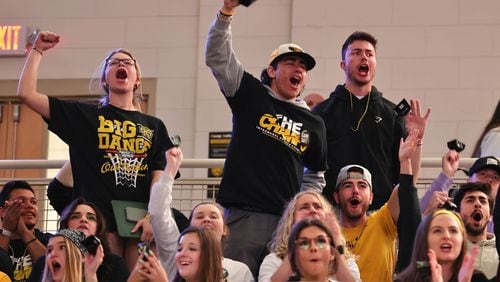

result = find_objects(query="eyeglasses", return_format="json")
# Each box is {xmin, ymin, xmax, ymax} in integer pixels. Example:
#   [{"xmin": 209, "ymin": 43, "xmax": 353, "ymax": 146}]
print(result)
[
  {"xmin": 295, "ymin": 236, "xmax": 331, "ymax": 250},
  {"xmin": 475, "ymin": 171, "xmax": 500, "ymax": 182},
  {"xmin": 106, "ymin": 58, "xmax": 136, "ymax": 67}
]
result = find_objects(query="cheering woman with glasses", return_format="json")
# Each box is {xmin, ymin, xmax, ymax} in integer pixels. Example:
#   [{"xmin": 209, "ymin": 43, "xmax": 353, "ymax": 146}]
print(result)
[
  {"xmin": 259, "ymin": 190, "xmax": 359, "ymax": 281},
  {"xmin": 287, "ymin": 219, "xmax": 353, "ymax": 282},
  {"xmin": 17, "ymin": 31, "xmax": 178, "ymax": 271}
]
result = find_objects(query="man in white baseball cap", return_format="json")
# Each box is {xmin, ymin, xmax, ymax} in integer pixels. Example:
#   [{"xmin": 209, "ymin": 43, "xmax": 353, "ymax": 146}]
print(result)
[
  {"xmin": 333, "ymin": 128, "xmax": 421, "ymax": 281},
  {"xmin": 205, "ymin": 0, "xmax": 327, "ymax": 277}
]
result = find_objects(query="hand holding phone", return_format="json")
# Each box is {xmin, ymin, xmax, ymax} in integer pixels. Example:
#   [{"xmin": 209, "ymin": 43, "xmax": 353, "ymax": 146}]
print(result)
[
  {"xmin": 447, "ymin": 139, "xmax": 466, "ymax": 153},
  {"xmin": 239, "ymin": 0, "xmax": 257, "ymax": 6},
  {"xmin": 170, "ymin": 135, "xmax": 181, "ymax": 147},
  {"xmin": 394, "ymin": 99, "xmax": 411, "ymax": 117},
  {"xmin": 82, "ymin": 235, "xmax": 101, "ymax": 255},
  {"xmin": 137, "ymin": 242, "xmax": 153, "ymax": 261}
]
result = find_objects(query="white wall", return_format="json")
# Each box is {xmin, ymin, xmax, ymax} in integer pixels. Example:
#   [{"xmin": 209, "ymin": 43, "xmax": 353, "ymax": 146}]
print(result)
[{"xmin": 2, "ymin": 0, "xmax": 499, "ymax": 178}]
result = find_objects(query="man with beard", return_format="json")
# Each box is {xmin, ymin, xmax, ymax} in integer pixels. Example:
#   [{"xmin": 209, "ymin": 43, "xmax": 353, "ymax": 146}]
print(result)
[
  {"xmin": 314, "ymin": 31, "xmax": 430, "ymax": 210},
  {"xmin": 0, "ymin": 181, "xmax": 51, "ymax": 282},
  {"xmin": 420, "ymin": 154, "xmax": 500, "ymax": 233},
  {"xmin": 333, "ymin": 128, "xmax": 420, "ymax": 282},
  {"xmin": 452, "ymin": 182, "xmax": 498, "ymax": 280}
]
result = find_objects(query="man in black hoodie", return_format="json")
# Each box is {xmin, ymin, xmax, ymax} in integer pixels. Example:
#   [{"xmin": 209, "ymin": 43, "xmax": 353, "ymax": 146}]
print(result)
[{"xmin": 314, "ymin": 31, "xmax": 429, "ymax": 210}]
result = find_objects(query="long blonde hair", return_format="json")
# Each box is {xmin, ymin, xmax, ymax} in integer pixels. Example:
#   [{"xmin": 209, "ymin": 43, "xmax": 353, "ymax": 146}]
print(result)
[
  {"xmin": 42, "ymin": 236, "xmax": 83, "ymax": 282},
  {"xmin": 269, "ymin": 190, "xmax": 338, "ymax": 259}
]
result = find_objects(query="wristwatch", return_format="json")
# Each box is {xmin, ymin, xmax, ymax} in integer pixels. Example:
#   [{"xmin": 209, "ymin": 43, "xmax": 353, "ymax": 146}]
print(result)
[
  {"xmin": 0, "ymin": 228, "xmax": 12, "ymax": 238},
  {"xmin": 336, "ymin": 245, "xmax": 345, "ymax": 255}
]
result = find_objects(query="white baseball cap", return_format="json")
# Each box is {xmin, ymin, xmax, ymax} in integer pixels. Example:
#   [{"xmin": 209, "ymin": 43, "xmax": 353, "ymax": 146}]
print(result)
[
  {"xmin": 268, "ymin": 43, "xmax": 316, "ymax": 71},
  {"xmin": 336, "ymin": 165, "xmax": 372, "ymax": 189}
]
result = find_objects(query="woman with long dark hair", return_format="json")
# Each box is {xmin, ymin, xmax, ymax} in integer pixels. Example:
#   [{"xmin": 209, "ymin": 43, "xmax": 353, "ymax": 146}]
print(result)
[
  {"xmin": 129, "ymin": 225, "xmax": 224, "ymax": 282},
  {"xmin": 140, "ymin": 147, "xmax": 252, "ymax": 281},
  {"xmin": 173, "ymin": 227, "xmax": 223, "ymax": 282},
  {"xmin": 29, "ymin": 198, "xmax": 129, "ymax": 281}
]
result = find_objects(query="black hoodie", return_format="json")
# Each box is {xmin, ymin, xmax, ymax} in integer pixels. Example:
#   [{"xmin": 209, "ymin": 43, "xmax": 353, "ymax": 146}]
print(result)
[{"xmin": 314, "ymin": 84, "xmax": 406, "ymax": 209}]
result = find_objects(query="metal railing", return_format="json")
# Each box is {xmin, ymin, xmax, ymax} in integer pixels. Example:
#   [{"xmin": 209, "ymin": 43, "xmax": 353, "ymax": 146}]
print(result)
[
  {"xmin": 0, "ymin": 159, "xmax": 226, "ymax": 169},
  {"xmin": 0, "ymin": 158, "xmax": 472, "ymax": 233}
]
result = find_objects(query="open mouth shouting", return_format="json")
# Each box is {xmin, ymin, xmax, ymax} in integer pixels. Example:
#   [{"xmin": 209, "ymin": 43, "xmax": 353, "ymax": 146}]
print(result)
[
  {"xmin": 52, "ymin": 261, "xmax": 61, "ymax": 271},
  {"xmin": 471, "ymin": 210, "xmax": 484, "ymax": 226},
  {"xmin": 358, "ymin": 64, "xmax": 369, "ymax": 75},
  {"xmin": 439, "ymin": 242, "xmax": 453, "ymax": 253},
  {"xmin": 50, "ymin": 260, "xmax": 63, "ymax": 278},
  {"xmin": 348, "ymin": 198, "xmax": 361, "ymax": 207},
  {"xmin": 116, "ymin": 68, "xmax": 128, "ymax": 80},
  {"xmin": 289, "ymin": 75, "xmax": 302, "ymax": 89}
]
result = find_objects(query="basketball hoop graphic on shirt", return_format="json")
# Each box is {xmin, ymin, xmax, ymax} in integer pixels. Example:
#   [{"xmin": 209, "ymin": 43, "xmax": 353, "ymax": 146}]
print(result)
[
  {"xmin": 108, "ymin": 151, "xmax": 145, "ymax": 188},
  {"xmin": 98, "ymin": 117, "xmax": 154, "ymax": 188}
]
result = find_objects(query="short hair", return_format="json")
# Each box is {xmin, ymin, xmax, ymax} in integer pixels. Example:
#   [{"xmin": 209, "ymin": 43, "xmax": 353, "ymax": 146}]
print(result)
[
  {"xmin": 288, "ymin": 219, "xmax": 337, "ymax": 279},
  {"xmin": 452, "ymin": 182, "xmax": 494, "ymax": 214},
  {"xmin": 260, "ymin": 68, "xmax": 272, "ymax": 86},
  {"xmin": 0, "ymin": 180, "xmax": 35, "ymax": 207},
  {"xmin": 260, "ymin": 50, "xmax": 282, "ymax": 87},
  {"xmin": 341, "ymin": 31, "xmax": 378, "ymax": 60},
  {"xmin": 173, "ymin": 226, "xmax": 223, "ymax": 282}
]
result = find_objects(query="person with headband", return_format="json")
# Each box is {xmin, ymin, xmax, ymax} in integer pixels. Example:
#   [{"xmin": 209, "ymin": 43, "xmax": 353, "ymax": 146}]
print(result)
[
  {"xmin": 395, "ymin": 209, "xmax": 484, "ymax": 281},
  {"xmin": 17, "ymin": 31, "xmax": 178, "ymax": 270},
  {"xmin": 42, "ymin": 229, "xmax": 103, "ymax": 282},
  {"xmin": 28, "ymin": 198, "xmax": 129, "ymax": 282},
  {"xmin": 205, "ymin": 0, "xmax": 327, "ymax": 277}
]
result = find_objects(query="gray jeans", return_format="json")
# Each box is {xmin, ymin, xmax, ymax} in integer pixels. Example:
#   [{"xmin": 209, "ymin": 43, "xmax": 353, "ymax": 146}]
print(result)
[{"xmin": 223, "ymin": 207, "xmax": 280, "ymax": 279}]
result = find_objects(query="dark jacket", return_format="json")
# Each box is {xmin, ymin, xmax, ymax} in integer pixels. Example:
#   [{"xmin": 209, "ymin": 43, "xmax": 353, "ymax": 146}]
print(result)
[{"xmin": 314, "ymin": 85, "xmax": 406, "ymax": 209}]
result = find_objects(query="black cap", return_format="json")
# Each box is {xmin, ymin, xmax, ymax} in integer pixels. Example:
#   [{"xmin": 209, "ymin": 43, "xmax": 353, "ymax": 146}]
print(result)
[{"xmin": 469, "ymin": 156, "xmax": 500, "ymax": 177}]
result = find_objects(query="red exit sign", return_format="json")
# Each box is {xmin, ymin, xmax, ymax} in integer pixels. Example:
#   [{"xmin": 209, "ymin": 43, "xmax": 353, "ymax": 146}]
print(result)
[{"xmin": 0, "ymin": 25, "xmax": 27, "ymax": 56}]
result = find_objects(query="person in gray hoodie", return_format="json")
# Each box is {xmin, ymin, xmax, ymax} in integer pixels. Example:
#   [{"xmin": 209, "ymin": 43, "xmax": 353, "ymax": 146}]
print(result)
[{"xmin": 452, "ymin": 182, "xmax": 498, "ymax": 280}]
